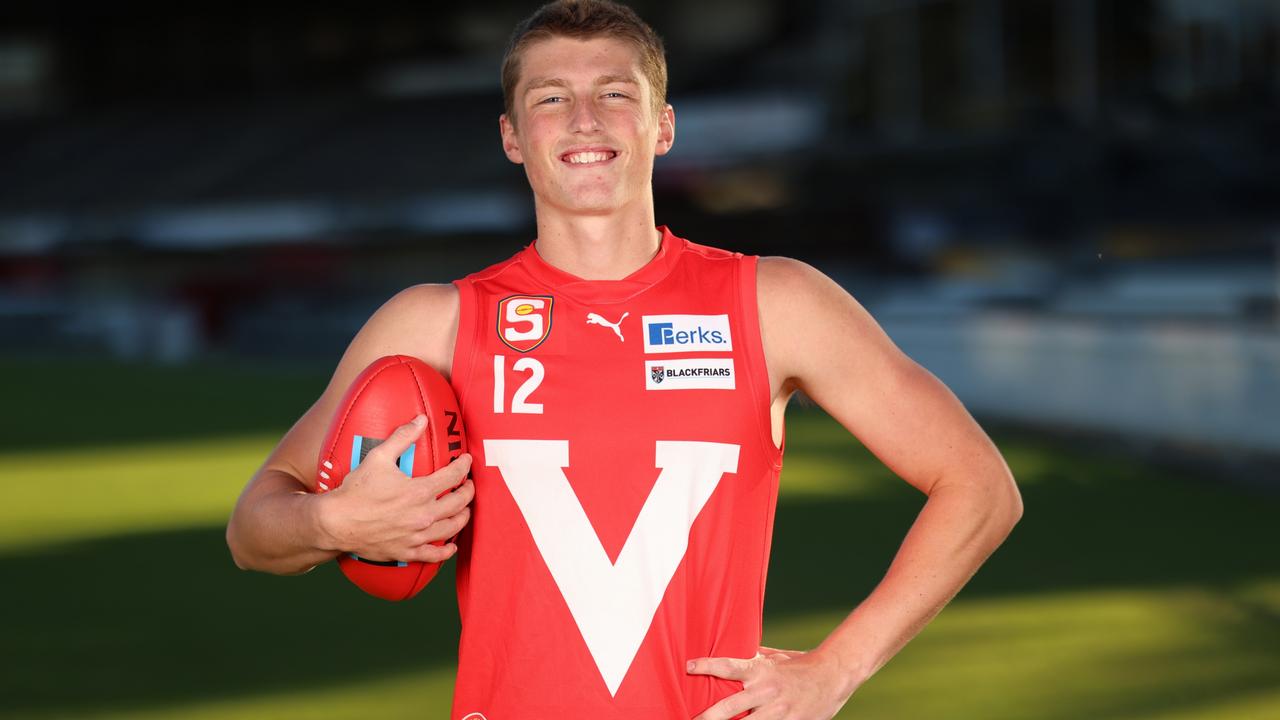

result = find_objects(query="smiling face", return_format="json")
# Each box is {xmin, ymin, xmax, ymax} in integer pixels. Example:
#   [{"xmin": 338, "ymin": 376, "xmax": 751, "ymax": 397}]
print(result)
[{"xmin": 500, "ymin": 35, "xmax": 675, "ymax": 217}]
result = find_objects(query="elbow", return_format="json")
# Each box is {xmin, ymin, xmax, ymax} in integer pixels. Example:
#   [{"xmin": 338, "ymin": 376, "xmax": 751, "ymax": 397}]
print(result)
[
  {"xmin": 1007, "ymin": 491, "xmax": 1024, "ymax": 530},
  {"xmin": 225, "ymin": 516, "xmax": 253, "ymax": 572},
  {"xmin": 1001, "ymin": 473, "xmax": 1025, "ymax": 529},
  {"xmin": 962, "ymin": 462, "xmax": 1023, "ymax": 534},
  {"xmin": 225, "ymin": 509, "xmax": 319, "ymax": 576},
  {"xmin": 939, "ymin": 461, "xmax": 1024, "ymax": 529}
]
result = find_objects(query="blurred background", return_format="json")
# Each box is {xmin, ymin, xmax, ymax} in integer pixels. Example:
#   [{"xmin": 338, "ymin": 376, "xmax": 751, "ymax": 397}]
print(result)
[{"xmin": 2, "ymin": 1, "xmax": 1278, "ymax": 718}]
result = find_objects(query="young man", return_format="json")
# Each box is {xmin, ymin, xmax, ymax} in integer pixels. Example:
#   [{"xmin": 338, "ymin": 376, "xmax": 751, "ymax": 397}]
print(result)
[{"xmin": 226, "ymin": 2, "xmax": 1023, "ymax": 718}]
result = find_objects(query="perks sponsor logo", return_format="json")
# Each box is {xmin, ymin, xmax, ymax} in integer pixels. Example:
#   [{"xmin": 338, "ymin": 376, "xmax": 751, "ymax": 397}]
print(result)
[
  {"xmin": 642, "ymin": 314, "xmax": 732, "ymax": 354},
  {"xmin": 498, "ymin": 295, "xmax": 554, "ymax": 352},
  {"xmin": 644, "ymin": 358, "xmax": 735, "ymax": 390}
]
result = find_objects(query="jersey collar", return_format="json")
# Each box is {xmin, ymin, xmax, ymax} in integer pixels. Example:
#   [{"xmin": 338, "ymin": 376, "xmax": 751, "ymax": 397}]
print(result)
[{"xmin": 517, "ymin": 225, "xmax": 686, "ymax": 305}]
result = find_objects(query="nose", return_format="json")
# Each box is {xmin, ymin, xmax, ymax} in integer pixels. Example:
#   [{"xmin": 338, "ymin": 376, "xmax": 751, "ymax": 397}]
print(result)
[{"xmin": 569, "ymin": 98, "xmax": 602, "ymax": 133}]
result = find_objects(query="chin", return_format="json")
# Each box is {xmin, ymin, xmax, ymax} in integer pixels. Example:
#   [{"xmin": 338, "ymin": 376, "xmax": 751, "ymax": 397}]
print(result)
[{"xmin": 557, "ymin": 190, "xmax": 630, "ymax": 215}]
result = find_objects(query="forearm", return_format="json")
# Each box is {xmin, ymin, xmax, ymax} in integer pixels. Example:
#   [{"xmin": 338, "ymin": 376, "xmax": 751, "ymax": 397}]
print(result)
[
  {"xmin": 226, "ymin": 469, "xmax": 341, "ymax": 575},
  {"xmin": 814, "ymin": 477, "xmax": 1023, "ymax": 695}
]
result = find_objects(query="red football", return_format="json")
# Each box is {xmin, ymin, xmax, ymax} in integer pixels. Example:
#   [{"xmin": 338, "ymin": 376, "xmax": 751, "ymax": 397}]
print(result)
[{"xmin": 315, "ymin": 354, "xmax": 467, "ymax": 601}]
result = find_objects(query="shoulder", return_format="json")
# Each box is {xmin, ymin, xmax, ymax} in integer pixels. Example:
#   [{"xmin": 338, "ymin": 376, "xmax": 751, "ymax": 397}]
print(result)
[
  {"xmin": 755, "ymin": 255, "xmax": 868, "ymax": 329},
  {"xmin": 353, "ymin": 283, "xmax": 460, "ymax": 376},
  {"xmin": 754, "ymin": 256, "xmax": 900, "ymax": 387},
  {"xmin": 368, "ymin": 283, "xmax": 459, "ymax": 332},
  {"xmin": 756, "ymin": 255, "xmax": 829, "ymax": 297},
  {"xmin": 382, "ymin": 282, "xmax": 459, "ymax": 314}
]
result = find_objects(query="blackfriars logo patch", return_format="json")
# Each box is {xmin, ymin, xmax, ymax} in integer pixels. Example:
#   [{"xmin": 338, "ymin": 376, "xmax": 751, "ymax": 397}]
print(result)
[
  {"xmin": 644, "ymin": 358, "xmax": 735, "ymax": 390},
  {"xmin": 498, "ymin": 295, "xmax": 554, "ymax": 352}
]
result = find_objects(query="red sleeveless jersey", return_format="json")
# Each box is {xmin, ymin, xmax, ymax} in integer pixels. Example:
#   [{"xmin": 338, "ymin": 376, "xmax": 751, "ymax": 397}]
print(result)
[{"xmin": 448, "ymin": 226, "xmax": 783, "ymax": 719}]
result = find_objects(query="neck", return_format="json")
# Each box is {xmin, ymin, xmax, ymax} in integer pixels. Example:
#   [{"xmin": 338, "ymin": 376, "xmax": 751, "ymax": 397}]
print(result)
[{"xmin": 531, "ymin": 197, "xmax": 663, "ymax": 280}]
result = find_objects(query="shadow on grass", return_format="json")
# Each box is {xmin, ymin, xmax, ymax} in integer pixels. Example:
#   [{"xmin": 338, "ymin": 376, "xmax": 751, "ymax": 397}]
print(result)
[
  {"xmin": 0, "ymin": 526, "xmax": 461, "ymax": 718},
  {"xmin": 3, "ymin": 462, "xmax": 1278, "ymax": 719}
]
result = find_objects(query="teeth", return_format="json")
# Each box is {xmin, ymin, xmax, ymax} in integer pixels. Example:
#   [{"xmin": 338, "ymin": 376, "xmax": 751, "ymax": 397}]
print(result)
[{"xmin": 566, "ymin": 151, "xmax": 612, "ymax": 164}]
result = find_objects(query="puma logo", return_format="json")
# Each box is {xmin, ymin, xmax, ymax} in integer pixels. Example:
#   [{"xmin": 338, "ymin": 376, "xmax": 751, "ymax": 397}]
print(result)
[{"xmin": 586, "ymin": 311, "xmax": 629, "ymax": 342}]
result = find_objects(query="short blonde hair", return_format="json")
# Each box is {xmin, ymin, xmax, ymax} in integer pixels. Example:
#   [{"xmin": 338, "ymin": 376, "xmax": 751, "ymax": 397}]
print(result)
[{"xmin": 501, "ymin": 0, "xmax": 668, "ymax": 122}]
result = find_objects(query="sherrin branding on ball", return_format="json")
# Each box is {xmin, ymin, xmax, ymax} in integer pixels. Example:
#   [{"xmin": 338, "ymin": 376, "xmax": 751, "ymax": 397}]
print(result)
[{"xmin": 315, "ymin": 355, "xmax": 467, "ymax": 601}]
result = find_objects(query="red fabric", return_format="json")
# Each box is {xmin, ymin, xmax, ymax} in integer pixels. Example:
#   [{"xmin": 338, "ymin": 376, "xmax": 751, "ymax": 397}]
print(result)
[{"xmin": 448, "ymin": 227, "xmax": 782, "ymax": 719}]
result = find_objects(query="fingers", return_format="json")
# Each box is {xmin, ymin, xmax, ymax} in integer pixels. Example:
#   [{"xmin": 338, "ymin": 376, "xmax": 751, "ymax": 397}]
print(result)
[
  {"xmin": 343, "ymin": 441, "xmax": 473, "ymax": 564},
  {"xmin": 686, "ymin": 656, "xmax": 752, "ymax": 681},
  {"xmin": 428, "ymin": 477, "xmax": 475, "ymax": 521},
  {"xmin": 369, "ymin": 414, "xmax": 427, "ymax": 465},
  {"xmin": 421, "ymin": 453, "xmax": 474, "ymax": 497},
  {"xmin": 394, "ymin": 503, "xmax": 469, "ymax": 562},
  {"xmin": 693, "ymin": 688, "xmax": 764, "ymax": 720},
  {"xmin": 359, "ymin": 524, "xmax": 464, "ymax": 564},
  {"xmin": 403, "ymin": 540, "xmax": 459, "ymax": 564},
  {"xmin": 415, "ymin": 506, "xmax": 471, "ymax": 544}
]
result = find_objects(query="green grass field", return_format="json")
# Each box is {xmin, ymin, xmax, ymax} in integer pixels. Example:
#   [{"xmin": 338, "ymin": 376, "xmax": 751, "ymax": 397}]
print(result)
[{"xmin": 2, "ymin": 357, "xmax": 1277, "ymax": 719}]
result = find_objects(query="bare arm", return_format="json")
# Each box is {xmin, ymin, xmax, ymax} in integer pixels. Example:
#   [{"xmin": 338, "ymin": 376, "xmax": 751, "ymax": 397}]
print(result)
[
  {"xmin": 225, "ymin": 283, "xmax": 471, "ymax": 576},
  {"xmin": 690, "ymin": 257, "xmax": 1023, "ymax": 719}
]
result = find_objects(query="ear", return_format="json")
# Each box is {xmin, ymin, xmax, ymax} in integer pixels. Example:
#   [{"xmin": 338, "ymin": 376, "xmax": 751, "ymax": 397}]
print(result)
[
  {"xmin": 654, "ymin": 103, "xmax": 675, "ymax": 157},
  {"xmin": 499, "ymin": 113, "xmax": 524, "ymax": 164}
]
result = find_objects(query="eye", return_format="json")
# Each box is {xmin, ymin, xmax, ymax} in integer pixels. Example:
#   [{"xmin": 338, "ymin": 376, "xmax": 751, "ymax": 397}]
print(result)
[
  {"xmin": 603, "ymin": 91, "xmax": 629, "ymax": 99},
  {"xmin": 539, "ymin": 96, "xmax": 566, "ymax": 104}
]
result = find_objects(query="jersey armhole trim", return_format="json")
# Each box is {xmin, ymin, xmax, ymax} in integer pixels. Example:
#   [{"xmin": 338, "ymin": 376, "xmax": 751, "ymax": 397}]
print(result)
[
  {"xmin": 737, "ymin": 255, "xmax": 785, "ymax": 469},
  {"xmin": 450, "ymin": 278, "xmax": 479, "ymax": 408}
]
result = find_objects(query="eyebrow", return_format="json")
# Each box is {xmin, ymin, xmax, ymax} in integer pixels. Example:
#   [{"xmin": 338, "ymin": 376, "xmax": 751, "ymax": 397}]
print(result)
[{"xmin": 523, "ymin": 73, "xmax": 641, "ymax": 96}]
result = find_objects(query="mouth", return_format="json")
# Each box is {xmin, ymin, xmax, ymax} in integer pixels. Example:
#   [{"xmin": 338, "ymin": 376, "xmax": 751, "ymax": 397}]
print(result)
[{"xmin": 560, "ymin": 148, "xmax": 619, "ymax": 167}]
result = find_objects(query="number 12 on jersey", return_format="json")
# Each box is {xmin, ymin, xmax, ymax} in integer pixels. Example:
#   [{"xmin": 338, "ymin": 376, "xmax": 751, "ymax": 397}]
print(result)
[{"xmin": 493, "ymin": 354, "xmax": 545, "ymax": 414}]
